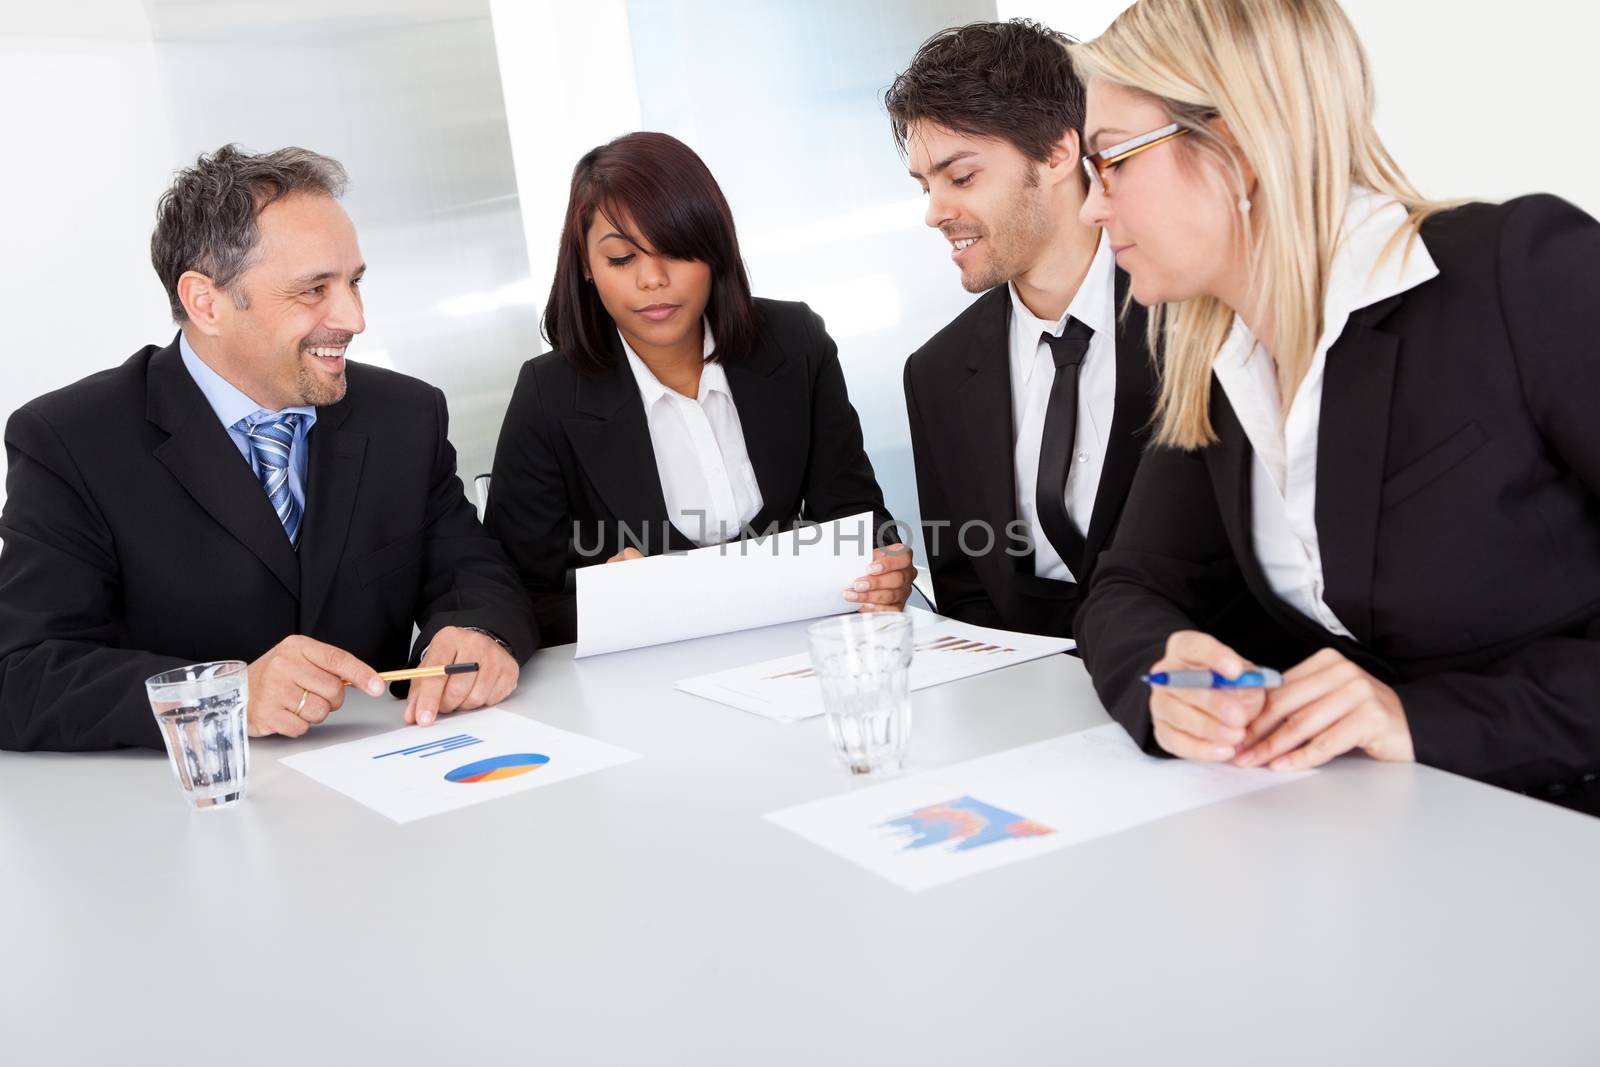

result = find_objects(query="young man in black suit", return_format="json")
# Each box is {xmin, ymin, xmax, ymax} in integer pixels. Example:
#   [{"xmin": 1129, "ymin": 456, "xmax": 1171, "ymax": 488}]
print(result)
[
  {"xmin": 887, "ymin": 20, "xmax": 1158, "ymax": 639},
  {"xmin": 0, "ymin": 145, "xmax": 535, "ymax": 752}
]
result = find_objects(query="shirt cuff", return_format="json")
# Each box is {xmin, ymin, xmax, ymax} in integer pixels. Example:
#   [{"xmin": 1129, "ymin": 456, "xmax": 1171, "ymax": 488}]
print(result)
[{"xmin": 417, "ymin": 626, "xmax": 513, "ymax": 664}]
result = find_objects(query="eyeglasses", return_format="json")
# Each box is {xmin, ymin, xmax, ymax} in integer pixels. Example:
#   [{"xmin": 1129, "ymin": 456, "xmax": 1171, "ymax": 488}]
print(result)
[{"xmin": 1081, "ymin": 122, "xmax": 1192, "ymax": 196}]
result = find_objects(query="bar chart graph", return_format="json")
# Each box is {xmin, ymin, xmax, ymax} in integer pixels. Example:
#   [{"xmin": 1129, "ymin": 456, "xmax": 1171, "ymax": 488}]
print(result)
[{"xmin": 371, "ymin": 733, "xmax": 483, "ymax": 760}]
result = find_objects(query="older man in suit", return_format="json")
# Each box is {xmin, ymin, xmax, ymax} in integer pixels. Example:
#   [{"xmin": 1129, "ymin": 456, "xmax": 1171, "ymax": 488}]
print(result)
[{"xmin": 0, "ymin": 144, "xmax": 535, "ymax": 751}]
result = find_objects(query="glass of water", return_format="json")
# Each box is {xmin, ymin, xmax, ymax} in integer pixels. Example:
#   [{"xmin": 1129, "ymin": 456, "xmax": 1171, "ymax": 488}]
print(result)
[
  {"xmin": 806, "ymin": 613, "xmax": 913, "ymax": 775},
  {"xmin": 144, "ymin": 661, "xmax": 251, "ymax": 810}
]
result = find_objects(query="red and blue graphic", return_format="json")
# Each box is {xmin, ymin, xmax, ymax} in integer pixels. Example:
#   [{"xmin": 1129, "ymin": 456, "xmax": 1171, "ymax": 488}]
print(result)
[
  {"xmin": 882, "ymin": 795, "xmax": 1054, "ymax": 853},
  {"xmin": 442, "ymin": 753, "xmax": 550, "ymax": 784}
]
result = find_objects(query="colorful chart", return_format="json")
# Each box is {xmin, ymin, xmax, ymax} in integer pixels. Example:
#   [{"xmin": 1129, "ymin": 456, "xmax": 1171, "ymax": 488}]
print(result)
[
  {"xmin": 443, "ymin": 752, "xmax": 550, "ymax": 784},
  {"xmin": 882, "ymin": 795, "xmax": 1054, "ymax": 853}
]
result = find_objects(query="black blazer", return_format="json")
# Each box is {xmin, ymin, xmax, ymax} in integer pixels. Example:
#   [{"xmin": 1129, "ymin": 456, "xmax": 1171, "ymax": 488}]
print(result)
[
  {"xmin": 0, "ymin": 338, "xmax": 537, "ymax": 752},
  {"xmin": 903, "ymin": 268, "xmax": 1159, "ymax": 638},
  {"xmin": 1078, "ymin": 194, "xmax": 1600, "ymax": 800},
  {"xmin": 484, "ymin": 298, "xmax": 894, "ymax": 645}
]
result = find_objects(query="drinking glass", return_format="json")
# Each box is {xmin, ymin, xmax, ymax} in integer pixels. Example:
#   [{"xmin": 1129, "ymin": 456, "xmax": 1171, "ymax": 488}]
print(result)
[
  {"xmin": 805, "ymin": 613, "xmax": 913, "ymax": 775},
  {"xmin": 144, "ymin": 661, "xmax": 251, "ymax": 810}
]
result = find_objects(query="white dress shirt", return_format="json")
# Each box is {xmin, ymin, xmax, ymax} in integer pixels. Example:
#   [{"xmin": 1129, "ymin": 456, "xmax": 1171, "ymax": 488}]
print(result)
[
  {"xmin": 1009, "ymin": 228, "xmax": 1119, "ymax": 583},
  {"xmin": 620, "ymin": 322, "xmax": 765, "ymax": 547},
  {"xmin": 1211, "ymin": 189, "xmax": 1440, "ymax": 638}
]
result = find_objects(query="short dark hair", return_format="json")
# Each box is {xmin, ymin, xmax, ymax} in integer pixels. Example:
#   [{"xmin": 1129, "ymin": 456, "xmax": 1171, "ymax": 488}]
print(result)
[
  {"xmin": 544, "ymin": 131, "xmax": 759, "ymax": 377},
  {"xmin": 884, "ymin": 19, "xmax": 1085, "ymax": 164},
  {"xmin": 151, "ymin": 144, "xmax": 347, "ymax": 323}
]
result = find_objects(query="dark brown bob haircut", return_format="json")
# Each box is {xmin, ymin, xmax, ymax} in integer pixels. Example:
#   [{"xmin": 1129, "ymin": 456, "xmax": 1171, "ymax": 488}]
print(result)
[
  {"xmin": 884, "ymin": 19, "xmax": 1085, "ymax": 165},
  {"xmin": 543, "ymin": 131, "xmax": 759, "ymax": 376}
]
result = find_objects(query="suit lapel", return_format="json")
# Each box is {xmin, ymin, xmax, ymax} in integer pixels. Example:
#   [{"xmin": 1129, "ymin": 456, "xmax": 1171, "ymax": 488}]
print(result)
[
  {"xmin": 723, "ymin": 324, "xmax": 807, "ymax": 533},
  {"xmin": 298, "ymin": 396, "xmax": 367, "ymax": 633},
  {"xmin": 957, "ymin": 288, "xmax": 1020, "ymax": 543},
  {"xmin": 560, "ymin": 338, "xmax": 686, "ymax": 552},
  {"xmin": 1208, "ymin": 379, "xmax": 1385, "ymax": 656},
  {"xmin": 1209, "ymin": 389, "xmax": 1276, "ymax": 599},
  {"xmin": 1314, "ymin": 296, "xmax": 1402, "ymax": 647},
  {"xmin": 147, "ymin": 340, "xmax": 300, "ymax": 596},
  {"xmin": 1082, "ymin": 269, "xmax": 1156, "ymax": 567}
]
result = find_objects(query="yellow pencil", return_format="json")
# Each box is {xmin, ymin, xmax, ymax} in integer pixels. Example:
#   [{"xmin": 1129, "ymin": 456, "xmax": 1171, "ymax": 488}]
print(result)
[{"xmin": 368, "ymin": 662, "xmax": 480, "ymax": 684}]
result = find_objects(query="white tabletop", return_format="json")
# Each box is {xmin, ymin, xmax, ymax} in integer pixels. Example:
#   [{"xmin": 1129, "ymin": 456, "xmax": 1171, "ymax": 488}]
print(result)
[{"xmin": 2, "ymin": 616, "xmax": 1598, "ymax": 1066}]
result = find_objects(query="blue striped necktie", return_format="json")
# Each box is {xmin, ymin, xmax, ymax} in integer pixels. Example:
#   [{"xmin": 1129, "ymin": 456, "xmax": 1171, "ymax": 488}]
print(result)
[{"xmin": 238, "ymin": 411, "xmax": 305, "ymax": 545}]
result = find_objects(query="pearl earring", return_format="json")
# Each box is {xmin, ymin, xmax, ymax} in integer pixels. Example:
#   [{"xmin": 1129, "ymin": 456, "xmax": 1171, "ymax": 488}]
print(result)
[{"xmin": 1238, "ymin": 195, "xmax": 1252, "ymax": 214}]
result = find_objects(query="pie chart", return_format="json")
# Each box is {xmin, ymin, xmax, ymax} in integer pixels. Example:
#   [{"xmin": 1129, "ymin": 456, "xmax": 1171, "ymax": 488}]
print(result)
[{"xmin": 443, "ymin": 753, "xmax": 550, "ymax": 784}]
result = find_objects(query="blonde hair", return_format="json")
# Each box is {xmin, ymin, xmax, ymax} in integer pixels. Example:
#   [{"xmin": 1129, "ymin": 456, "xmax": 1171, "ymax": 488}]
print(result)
[{"xmin": 1072, "ymin": 0, "xmax": 1452, "ymax": 448}]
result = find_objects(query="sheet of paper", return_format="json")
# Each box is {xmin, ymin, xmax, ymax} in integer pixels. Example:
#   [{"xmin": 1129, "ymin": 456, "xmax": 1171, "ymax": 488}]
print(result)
[
  {"xmin": 280, "ymin": 708, "xmax": 638, "ymax": 823},
  {"xmin": 575, "ymin": 512, "xmax": 875, "ymax": 658},
  {"xmin": 674, "ymin": 610, "xmax": 1074, "ymax": 722},
  {"xmin": 767, "ymin": 724, "xmax": 1314, "ymax": 891}
]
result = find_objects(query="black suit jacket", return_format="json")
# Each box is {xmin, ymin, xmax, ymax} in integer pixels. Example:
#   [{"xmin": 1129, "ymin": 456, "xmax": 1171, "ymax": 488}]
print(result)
[
  {"xmin": 0, "ymin": 338, "xmax": 537, "ymax": 752},
  {"xmin": 903, "ymin": 268, "xmax": 1158, "ymax": 638},
  {"xmin": 484, "ymin": 298, "xmax": 894, "ymax": 646},
  {"xmin": 1078, "ymin": 194, "xmax": 1600, "ymax": 799}
]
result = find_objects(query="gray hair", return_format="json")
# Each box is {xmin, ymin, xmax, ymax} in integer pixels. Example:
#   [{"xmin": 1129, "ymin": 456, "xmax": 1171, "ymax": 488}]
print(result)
[{"xmin": 151, "ymin": 144, "xmax": 348, "ymax": 323}]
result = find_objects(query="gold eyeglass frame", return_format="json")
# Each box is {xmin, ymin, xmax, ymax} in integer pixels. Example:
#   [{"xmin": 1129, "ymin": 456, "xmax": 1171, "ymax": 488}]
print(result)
[{"xmin": 1082, "ymin": 122, "xmax": 1192, "ymax": 194}]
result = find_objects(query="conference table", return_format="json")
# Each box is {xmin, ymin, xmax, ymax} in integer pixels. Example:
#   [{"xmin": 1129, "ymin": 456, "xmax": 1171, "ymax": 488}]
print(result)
[{"xmin": 3, "ymin": 614, "xmax": 1598, "ymax": 1066}]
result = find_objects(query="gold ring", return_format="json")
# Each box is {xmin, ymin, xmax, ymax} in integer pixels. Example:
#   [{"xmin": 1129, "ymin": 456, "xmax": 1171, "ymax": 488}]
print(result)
[{"xmin": 295, "ymin": 689, "xmax": 310, "ymax": 716}]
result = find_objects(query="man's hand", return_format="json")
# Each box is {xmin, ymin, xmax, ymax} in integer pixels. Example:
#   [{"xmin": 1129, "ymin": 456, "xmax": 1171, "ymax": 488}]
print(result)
[
  {"xmin": 247, "ymin": 635, "xmax": 384, "ymax": 739},
  {"xmin": 404, "ymin": 626, "xmax": 521, "ymax": 727},
  {"xmin": 845, "ymin": 544, "xmax": 918, "ymax": 613}
]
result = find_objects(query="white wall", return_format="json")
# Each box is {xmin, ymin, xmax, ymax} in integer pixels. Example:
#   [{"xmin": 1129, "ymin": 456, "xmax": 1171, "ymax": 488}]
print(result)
[
  {"xmin": 1342, "ymin": 0, "xmax": 1597, "ymax": 216},
  {"xmin": 0, "ymin": 20, "xmax": 179, "ymax": 495},
  {"xmin": 1000, "ymin": 0, "xmax": 1598, "ymax": 214},
  {"xmin": 490, "ymin": 0, "xmax": 642, "ymax": 324}
]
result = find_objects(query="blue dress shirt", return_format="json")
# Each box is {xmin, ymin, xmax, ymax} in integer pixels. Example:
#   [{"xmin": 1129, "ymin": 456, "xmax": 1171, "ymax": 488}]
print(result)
[{"xmin": 178, "ymin": 332, "xmax": 317, "ymax": 517}]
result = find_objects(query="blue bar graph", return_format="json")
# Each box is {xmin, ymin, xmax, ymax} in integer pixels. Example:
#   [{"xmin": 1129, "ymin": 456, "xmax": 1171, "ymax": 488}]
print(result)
[{"xmin": 372, "ymin": 734, "xmax": 483, "ymax": 760}]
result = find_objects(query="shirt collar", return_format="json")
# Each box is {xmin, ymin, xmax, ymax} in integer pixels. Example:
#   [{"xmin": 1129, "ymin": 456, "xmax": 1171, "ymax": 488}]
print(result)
[
  {"xmin": 1009, "ymin": 228, "xmax": 1116, "ymax": 385},
  {"xmin": 1215, "ymin": 189, "xmax": 1440, "ymax": 376},
  {"xmin": 177, "ymin": 332, "xmax": 317, "ymax": 431},
  {"xmin": 1008, "ymin": 228, "xmax": 1116, "ymax": 339},
  {"xmin": 1325, "ymin": 187, "xmax": 1440, "ymax": 321},
  {"xmin": 620, "ymin": 319, "xmax": 724, "ymax": 406},
  {"xmin": 1212, "ymin": 188, "xmax": 1440, "ymax": 453}
]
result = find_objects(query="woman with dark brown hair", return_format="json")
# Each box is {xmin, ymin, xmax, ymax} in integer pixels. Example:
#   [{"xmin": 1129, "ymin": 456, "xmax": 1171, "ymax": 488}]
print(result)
[{"xmin": 485, "ymin": 132, "xmax": 912, "ymax": 646}]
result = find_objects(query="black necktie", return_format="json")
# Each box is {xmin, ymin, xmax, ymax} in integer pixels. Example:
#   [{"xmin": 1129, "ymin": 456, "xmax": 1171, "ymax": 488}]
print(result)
[{"xmin": 1035, "ymin": 319, "xmax": 1094, "ymax": 576}]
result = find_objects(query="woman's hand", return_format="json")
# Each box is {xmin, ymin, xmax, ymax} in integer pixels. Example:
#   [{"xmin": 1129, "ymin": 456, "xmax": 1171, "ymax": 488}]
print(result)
[
  {"xmin": 606, "ymin": 547, "xmax": 645, "ymax": 564},
  {"xmin": 845, "ymin": 544, "xmax": 917, "ymax": 613},
  {"xmin": 1233, "ymin": 648, "xmax": 1414, "ymax": 771},
  {"xmin": 1145, "ymin": 631, "xmax": 1267, "ymax": 762}
]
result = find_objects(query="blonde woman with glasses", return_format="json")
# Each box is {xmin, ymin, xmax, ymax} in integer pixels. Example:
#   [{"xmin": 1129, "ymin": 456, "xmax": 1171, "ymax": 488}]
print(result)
[{"xmin": 1070, "ymin": 0, "xmax": 1600, "ymax": 814}]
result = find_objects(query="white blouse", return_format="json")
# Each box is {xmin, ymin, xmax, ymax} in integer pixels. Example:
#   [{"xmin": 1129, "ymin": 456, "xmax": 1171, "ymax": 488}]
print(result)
[
  {"xmin": 620, "ymin": 322, "xmax": 765, "ymax": 547},
  {"xmin": 1211, "ymin": 190, "xmax": 1440, "ymax": 638}
]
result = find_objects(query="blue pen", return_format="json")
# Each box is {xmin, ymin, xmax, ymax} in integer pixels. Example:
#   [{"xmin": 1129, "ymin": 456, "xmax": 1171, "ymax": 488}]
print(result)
[{"xmin": 1142, "ymin": 669, "xmax": 1283, "ymax": 689}]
